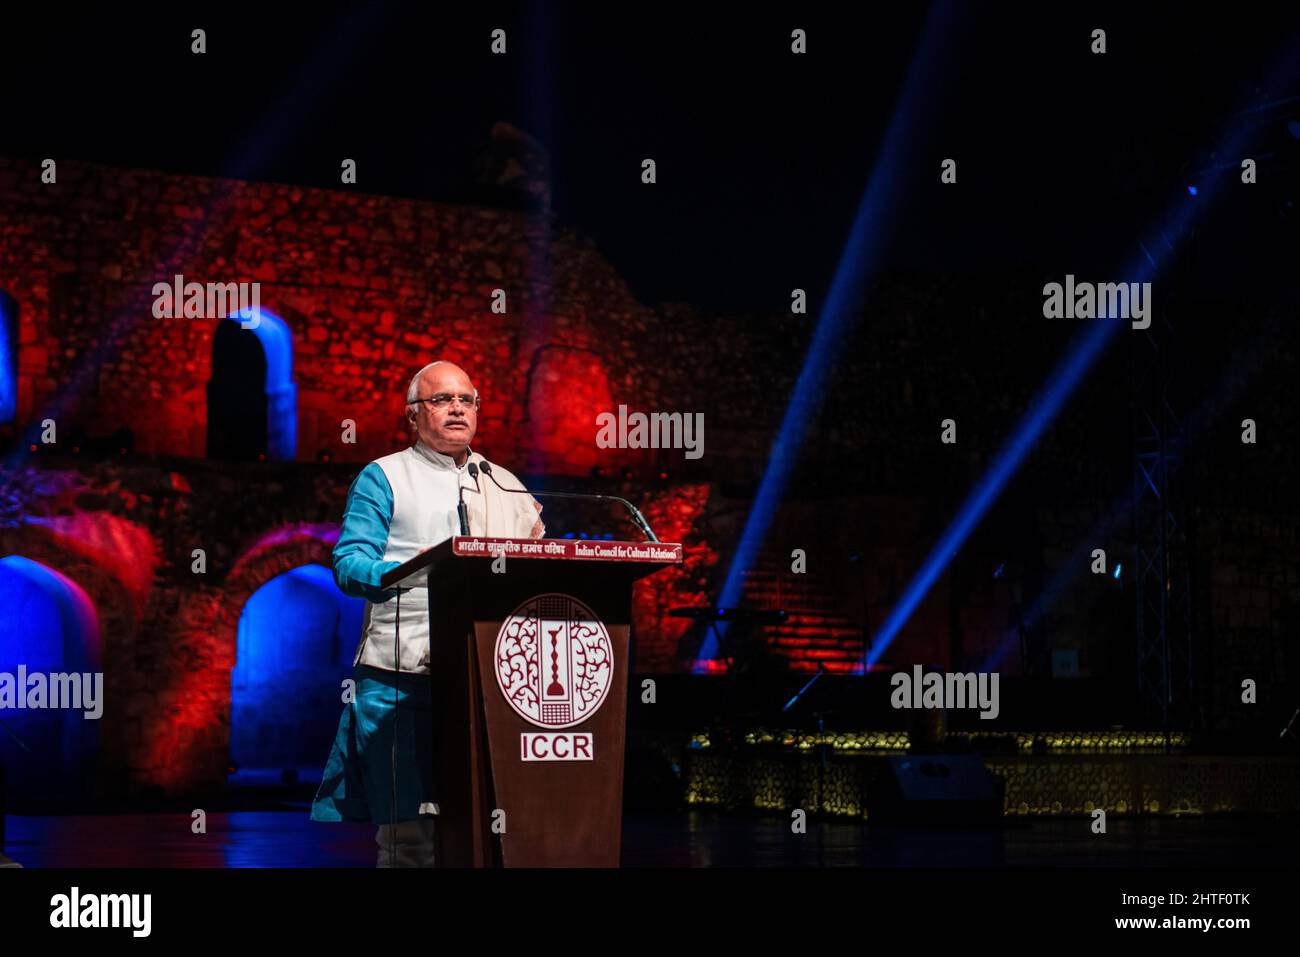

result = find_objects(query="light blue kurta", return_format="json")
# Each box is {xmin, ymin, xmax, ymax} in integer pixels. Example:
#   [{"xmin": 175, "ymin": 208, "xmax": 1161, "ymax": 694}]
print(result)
[
  {"xmin": 311, "ymin": 464, "xmax": 435, "ymax": 824},
  {"xmin": 332, "ymin": 462, "xmax": 404, "ymax": 603},
  {"xmin": 309, "ymin": 663, "xmax": 435, "ymax": 824},
  {"xmin": 311, "ymin": 447, "xmax": 542, "ymax": 825}
]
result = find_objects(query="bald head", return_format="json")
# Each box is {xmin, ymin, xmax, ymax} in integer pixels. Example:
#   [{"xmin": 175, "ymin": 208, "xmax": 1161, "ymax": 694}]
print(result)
[
  {"xmin": 405, "ymin": 361, "xmax": 475, "ymax": 404},
  {"xmin": 405, "ymin": 361, "xmax": 479, "ymax": 464}
]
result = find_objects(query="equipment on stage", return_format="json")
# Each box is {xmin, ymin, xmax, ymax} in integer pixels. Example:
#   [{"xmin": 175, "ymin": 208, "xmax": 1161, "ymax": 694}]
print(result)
[
  {"xmin": 668, "ymin": 606, "xmax": 789, "ymax": 625},
  {"xmin": 669, "ymin": 604, "xmax": 792, "ymax": 721},
  {"xmin": 868, "ymin": 754, "xmax": 1001, "ymax": 824},
  {"xmin": 668, "ymin": 605, "xmax": 789, "ymax": 670},
  {"xmin": 1274, "ymin": 602, "xmax": 1300, "ymax": 745}
]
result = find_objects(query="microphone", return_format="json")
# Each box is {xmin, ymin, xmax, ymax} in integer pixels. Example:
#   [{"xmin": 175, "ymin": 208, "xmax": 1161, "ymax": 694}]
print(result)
[
  {"xmin": 456, "ymin": 462, "xmax": 476, "ymax": 535},
  {"xmin": 477, "ymin": 460, "xmax": 660, "ymax": 543}
]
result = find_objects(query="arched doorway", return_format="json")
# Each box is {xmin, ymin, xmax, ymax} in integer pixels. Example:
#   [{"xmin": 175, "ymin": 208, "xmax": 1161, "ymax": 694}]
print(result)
[
  {"xmin": 0, "ymin": 556, "xmax": 102, "ymax": 806},
  {"xmin": 524, "ymin": 344, "xmax": 614, "ymax": 474},
  {"xmin": 206, "ymin": 309, "xmax": 297, "ymax": 461},
  {"xmin": 229, "ymin": 564, "xmax": 363, "ymax": 785},
  {"xmin": 0, "ymin": 290, "xmax": 17, "ymax": 424}
]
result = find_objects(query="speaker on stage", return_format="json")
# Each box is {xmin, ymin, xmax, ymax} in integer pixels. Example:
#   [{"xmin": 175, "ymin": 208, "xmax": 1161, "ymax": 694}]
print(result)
[{"xmin": 868, "ymin": 754, "xmax": 1002, "ymax": 824}]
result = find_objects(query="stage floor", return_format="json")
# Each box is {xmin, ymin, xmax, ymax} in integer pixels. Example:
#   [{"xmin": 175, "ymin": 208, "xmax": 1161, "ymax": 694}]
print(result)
[{"xmin": 5, "ymin": 808, "xmax": 1299, "ymax": 867}]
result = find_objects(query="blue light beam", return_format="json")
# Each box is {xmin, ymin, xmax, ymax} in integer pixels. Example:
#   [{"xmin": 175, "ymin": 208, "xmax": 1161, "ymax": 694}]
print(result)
[
  {"xmin": 694, "ymin": 1, "xmax": 963, "ymax": 669},
  {"xmin": 871, "ymin": 41, "xmax": 1299, "ymax": 669}
]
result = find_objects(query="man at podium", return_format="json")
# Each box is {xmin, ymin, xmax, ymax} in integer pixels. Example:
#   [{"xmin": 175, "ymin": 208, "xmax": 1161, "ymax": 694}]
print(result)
[{"xmin": 310, "ymin": 360, "xmax": 544, "ymax": 866}]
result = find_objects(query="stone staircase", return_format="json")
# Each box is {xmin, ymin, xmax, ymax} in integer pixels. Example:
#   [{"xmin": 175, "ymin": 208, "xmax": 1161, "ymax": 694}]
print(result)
[{"xmin": 741, "ymin": 558, "xmax": 865, "ymax": 673}]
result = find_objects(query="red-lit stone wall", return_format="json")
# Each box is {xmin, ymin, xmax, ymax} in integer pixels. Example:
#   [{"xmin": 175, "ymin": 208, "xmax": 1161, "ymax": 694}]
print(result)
[{"xmin": 0, "ymin": 158, "xmax": 671, "ymax": 473}]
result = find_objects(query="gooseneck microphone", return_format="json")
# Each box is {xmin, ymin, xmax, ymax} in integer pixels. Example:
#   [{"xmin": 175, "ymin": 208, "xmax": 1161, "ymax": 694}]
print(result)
[
  {"xmin": 456, "ymin": 460, "xmax": 478, "ymax": 535},
  {"xmin": 451, "ymin": 461, "xmax": 485, "ymax": 537},
  {"xmin": 477, "ymin": 460, "xmax": 660, "ymax": 543}
]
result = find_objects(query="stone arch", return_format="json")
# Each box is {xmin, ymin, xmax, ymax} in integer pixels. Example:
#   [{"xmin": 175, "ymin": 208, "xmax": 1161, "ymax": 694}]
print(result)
[
  {"xmin": 0, "ymin": 289, "xmax": 16, "ymax": 423},
  {"xmin": 134, "ymin": 525, "xmax": 342, "ymax": 795},
  {"xmin": 206, "ymin": 307, "xmax": 297, "ymax": 461},
  {"xmin": 0, "ymin": 556, "xmax": 102, "ymax": 805},
  {"xmin": 0, "ymin": 522, "xmax": 141, "ymax": 652},
  {"xmin": 217, "ymin": 524, "xmax": 341, "ymax": 635},
  {"xmin": 212, "ymin": 525, "xmax": 349, "ymax": 785},
  {"xmin": 105, "ymin": 524, "xmax": 343, "ymax": 799},
  {"xmin": 0, "ymin": 521, "xmax": 146, "ymax": 800},
  {"xmin": 229, "ymin": 563, "xmax": 363, "ymax": 783}
]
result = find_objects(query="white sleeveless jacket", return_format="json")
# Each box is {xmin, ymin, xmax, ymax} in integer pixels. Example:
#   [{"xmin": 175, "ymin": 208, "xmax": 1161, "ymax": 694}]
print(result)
[{"xmin": 354, "ymin": 443, "xmax": 543, "ymax": 674}]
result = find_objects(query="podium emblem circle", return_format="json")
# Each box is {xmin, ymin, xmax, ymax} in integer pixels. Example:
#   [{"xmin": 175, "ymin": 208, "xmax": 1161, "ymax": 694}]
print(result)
[{"xmin": 494, "ymin": 592, "xmax": 614, "ymax": 729}]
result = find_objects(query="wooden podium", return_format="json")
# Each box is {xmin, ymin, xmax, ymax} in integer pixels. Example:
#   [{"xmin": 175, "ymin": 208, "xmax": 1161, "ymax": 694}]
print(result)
[{"xmin": 380, "ymin": 535, "xmax": 681, "ymax": 867}]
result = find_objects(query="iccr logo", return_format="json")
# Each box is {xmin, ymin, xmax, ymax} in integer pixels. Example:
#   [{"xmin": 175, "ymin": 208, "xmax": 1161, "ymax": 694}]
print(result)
[{"xmin": 494, "ymin": 593, "xmax": 613, "ymax": 729}]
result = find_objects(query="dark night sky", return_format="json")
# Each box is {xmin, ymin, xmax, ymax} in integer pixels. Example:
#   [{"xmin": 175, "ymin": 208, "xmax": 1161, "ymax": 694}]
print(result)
[{"xmin": 2, "ymin": 1, "xmax": 1297, "ymax": 312}]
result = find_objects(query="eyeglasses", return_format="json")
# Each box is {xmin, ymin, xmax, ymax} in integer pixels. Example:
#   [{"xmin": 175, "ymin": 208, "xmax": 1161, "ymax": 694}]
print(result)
[{"xmin": 407, "ymin": 392, "xmax": 480, "ymax": 411}]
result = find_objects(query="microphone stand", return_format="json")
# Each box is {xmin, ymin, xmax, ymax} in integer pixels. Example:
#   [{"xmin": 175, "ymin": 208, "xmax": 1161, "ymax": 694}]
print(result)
[
  {"xmin": 478, "ymin": 462, "xmax": 660, "ymax": 542},
  {"xmin": 783, "ymin": 664, "xmax": 828, "ymax": 815}
]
